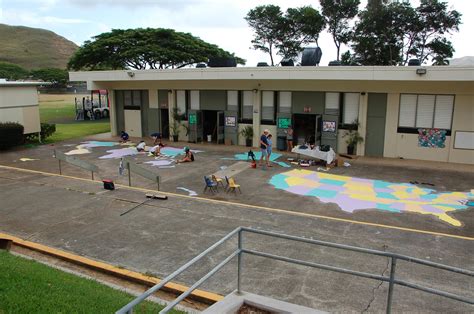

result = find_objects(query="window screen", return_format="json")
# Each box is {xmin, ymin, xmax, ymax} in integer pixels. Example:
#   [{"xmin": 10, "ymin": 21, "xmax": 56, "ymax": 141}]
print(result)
[
  {"xmin": 279, "ymin": 91, "xmax": 291, "ymax": 114},
  {"xmin": 416, "ymin": 95, "xmax": 435, "ymax": 128},
  {"xmin": 190, "ymin": 90, "xmax": 200, "ymax": 110},
  {"xmin": 261, "ymin": 91, "xmax": 275, "ymax": 121},
  {"xmin": 176, "ymin": 90, "xmax": 186, "ymax": 115},
  {"xmin": 434, "ymin": 95, "xmax": 454, "ymax": 129},
  {"xmin": 343, "ymin": 93, "xmax": 359, "ymax": 124},
  {"xmin": 399, "ymin": 94, "xmax": 417, "ymax": 127},
  {"xmin": 227, "ymin": 91, "xmax": 238, "ymax": 111},
  {"xmin": 242, "ymin": 91, "xmax": 253, "ymax": 120}
]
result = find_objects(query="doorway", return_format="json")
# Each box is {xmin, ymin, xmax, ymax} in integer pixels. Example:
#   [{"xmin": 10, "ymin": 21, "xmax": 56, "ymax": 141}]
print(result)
[
  {"xmin": 160, "ymin": 108, "xmax": 169, "ymax": 139},
  {"xmin": 203, "ymin": 110, "xmax": 218, "ymax": 143},
  {"xmin": 293, "ymin": 114, "xmax": 319, "ymax": 146},
  {"xmin": 365, "ymin": 93, "xmax": 387, "ymax": 157}
]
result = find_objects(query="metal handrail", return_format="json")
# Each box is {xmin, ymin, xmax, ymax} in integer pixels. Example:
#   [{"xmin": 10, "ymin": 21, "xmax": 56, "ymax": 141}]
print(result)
[{"xmin": 117, "ymin": 227, "xmax": 473, "ymax": 314}]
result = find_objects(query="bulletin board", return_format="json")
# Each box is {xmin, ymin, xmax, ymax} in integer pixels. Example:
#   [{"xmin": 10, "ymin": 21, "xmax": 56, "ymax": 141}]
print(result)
[{"xmin": 454, "ymin": 131, "xmax": 474, "ymax": 149}]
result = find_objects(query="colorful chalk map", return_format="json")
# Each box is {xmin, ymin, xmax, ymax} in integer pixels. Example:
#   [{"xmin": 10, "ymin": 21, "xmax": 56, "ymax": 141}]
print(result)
[{"xmin": 269, "ymin": 169, "xmax": 473, "ymax": 226}]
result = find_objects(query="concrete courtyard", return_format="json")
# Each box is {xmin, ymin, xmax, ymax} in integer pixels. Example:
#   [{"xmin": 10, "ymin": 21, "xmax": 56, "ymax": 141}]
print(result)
[{"xmin": 0, "ymin": 135, "xmax": 473, "ymax": 312}]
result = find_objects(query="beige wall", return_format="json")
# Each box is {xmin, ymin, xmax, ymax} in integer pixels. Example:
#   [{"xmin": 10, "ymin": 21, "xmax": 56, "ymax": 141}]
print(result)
[
  {"xmin": 0, "ymin": 86, "xmax": 40, "ymax": 134},
  {"xmin": 382, "ymin": 93, "xmax": 473, "ymax": 164}
]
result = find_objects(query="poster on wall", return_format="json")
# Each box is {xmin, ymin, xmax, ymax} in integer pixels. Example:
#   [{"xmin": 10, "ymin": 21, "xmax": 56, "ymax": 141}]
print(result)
[
  {"xmin": 189, "ymin": 113, "xmax": 197, "ymax": 125},
  {"xmin": 225, "ymin": 116, "xmax": 236, "ymax": 127},
  {"xmin": 418, "ymin": 128, "xmax": 447, "ymax": 148},
  {"xmin": 322, "ymin": 121, "xmax": 336, "ymax": 133},
  {"xmin": 278, "ymin": 117, "xmax": 291, "ymax": 129}
]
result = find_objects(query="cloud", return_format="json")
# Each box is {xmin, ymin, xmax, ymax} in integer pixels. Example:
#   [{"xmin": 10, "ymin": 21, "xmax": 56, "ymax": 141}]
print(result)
[
  {"xmin": 1, "ymin": 9, "xmax": 90, "ymax": 25},
  {"xmin": 65, "ymin": 0, "xmax": 214, "ymax": 10}
]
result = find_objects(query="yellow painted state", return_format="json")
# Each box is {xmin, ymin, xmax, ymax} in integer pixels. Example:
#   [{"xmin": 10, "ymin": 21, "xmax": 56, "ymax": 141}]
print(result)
[
  {"xmin": 0, "ymin": 164, "xmax": 472, "ymax": 241},
  {"xmin": 285, "ymin": 176, "xmax": 320, "ymax": 188}
]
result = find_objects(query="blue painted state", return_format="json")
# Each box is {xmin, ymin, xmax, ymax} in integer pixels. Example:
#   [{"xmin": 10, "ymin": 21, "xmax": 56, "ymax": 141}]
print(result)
[
  {"xmin": 376, "ymin": 192, "xmax": 399, "ymax": 200},
  {"xmin": 376, "ymin": 203, "xmax": 401, "ymax": 212},
  {"xmin": 307, "ymin": 188, "xmax": 338, "ymax": 198},
  {"xmin": 269, "ymin": 174, "xmax": 290, "ymax": 189}
]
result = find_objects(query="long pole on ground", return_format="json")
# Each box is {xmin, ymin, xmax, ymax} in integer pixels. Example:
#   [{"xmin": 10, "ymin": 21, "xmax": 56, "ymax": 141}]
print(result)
[{"xmin": 127, "ymin": 162, "xmax": 131, "ymax": 187}]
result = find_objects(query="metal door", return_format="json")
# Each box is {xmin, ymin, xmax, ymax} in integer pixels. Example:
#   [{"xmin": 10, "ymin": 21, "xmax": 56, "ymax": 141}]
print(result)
[
  {"xmin": 217, "ymin": 111, "xmax": 225, "ymax": 144},
  {"xmin": 224, "ymin": 110, "xmax": 238, "ymax": 145},
  {"xmin": 365, "ymin": 93, "xmax": 387, "ymax": 157},
  {"xmin": 320, "ymin": 114, "xmax": 338, "ymax": 150},
  {"xmin": 188, "ymin": 110, "xmax": 203, "ymax": 143}
]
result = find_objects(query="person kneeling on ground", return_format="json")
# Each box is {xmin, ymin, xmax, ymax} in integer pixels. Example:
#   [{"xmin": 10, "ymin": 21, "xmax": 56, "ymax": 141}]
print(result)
[
  {"xmin": 177, "ymin": 147, "xmax": 194, "ymax": 163},
  {"xmin": 150, "ymin": 132, "xmax": 162, "ymax": 145},
  {"xmin": 150, "ymin": 143, "xmax": 164, "ymax": 156},
  {"xmin": 120, "ymin": 131, "xmax": 129, "ymax": 142},
  {"xmin": 136, "ymin": 140, "xmax": 146, "ymax": 152}
]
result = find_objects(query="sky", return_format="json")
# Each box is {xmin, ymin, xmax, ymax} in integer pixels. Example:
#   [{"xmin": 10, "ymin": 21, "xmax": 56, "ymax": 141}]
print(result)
[{"xmin": 0, "ymin": 0, "xmax": 472, "ymax": 67}]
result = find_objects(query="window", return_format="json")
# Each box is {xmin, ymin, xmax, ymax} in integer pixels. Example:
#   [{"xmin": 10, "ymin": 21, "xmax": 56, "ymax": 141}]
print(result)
[
  {"xmin": 278, "ymin": 91, "xmax": 291, "ymax": 114},
  {"xmin": 176, "ymin": 90, "xmax": 187, "ymax": 118},
  {"xmin": 325, "ymin": 92, "xmax": 340, "ymax": 115},
  {"xmin": 227, "ymin": 91, "xmax": 238, "ymax": 112},
  {"xmin": 123, "ymin": 90, "xmax": 141, "ymax": 110},
  {"xmin": 398, "ymin": 94, "xmax": 454, "ymax": 132},
  {"xmin": 343, "ymin": 93, "xmax": 359, "ymax": 124},
  {"xmin": 190, "ymin": 90, "xmax": 200, "ymax": 110},
  {"xmin": 261, "ymin": 91, "xmax": 275, "ymax": 123},
  {"xmin": 241, "ymin": 91, "xmax": 253, "ymax": 122}
]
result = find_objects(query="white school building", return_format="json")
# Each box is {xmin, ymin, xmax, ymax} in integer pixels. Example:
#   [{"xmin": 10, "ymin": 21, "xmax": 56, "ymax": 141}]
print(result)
[{"xmin": 70, "ymin": 66, "xmax": 474, "ymax": 164}]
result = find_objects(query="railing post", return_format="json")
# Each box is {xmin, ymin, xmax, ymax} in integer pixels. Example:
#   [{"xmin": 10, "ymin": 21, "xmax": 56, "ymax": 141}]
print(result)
[
  {"xmin": 127, "ymin": 162, "xmax": 131, "ymax": 187},
  {"xmin": 237, "ymin": 229, "xmax": 243, "ymax": 294},
  {"xmin": 58, "ymin": 159, "xmax": 62, "ymax": 175},
  {"xmin": 386, "ymin": 257, "xmax": 397, "ymax": 314}
]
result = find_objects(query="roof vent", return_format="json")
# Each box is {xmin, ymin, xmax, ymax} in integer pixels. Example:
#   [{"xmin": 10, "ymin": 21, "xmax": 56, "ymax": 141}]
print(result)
[{"xmin": 301, "ymin": 47, "xmax": 322, "ymax": 66}]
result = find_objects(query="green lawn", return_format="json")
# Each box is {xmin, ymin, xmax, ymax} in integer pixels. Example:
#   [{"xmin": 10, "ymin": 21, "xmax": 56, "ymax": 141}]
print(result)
[
  {"xmin": 0, "ymin": 250, "xmax": 184, "ymax": 313},
  {"xmin": 39, "ymin": 103, "xmax": 76, "ymax": 123},
  {"xmin": 47, "ymin": 122, "xmax": 111, "ymax": 142}
]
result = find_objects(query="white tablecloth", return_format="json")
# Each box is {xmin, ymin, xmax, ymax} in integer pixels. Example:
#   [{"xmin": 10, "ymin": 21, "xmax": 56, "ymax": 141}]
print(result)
[{"xmin": 291, "ymin": 146, "xmax": 336, "ymax": 164}]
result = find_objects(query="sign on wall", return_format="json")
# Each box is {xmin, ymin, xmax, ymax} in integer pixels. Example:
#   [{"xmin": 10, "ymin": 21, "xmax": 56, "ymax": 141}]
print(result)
[
  {"xmin": 278, "ymin": 117, "xmax": 291, "ymax": 129},
  {"xmin": 454, "ymin": 131, "xmax": 474, "ymax": 150},
  {"xmin": 189, "ymin": 113, "xmax": 197, "ymax": 125},
  {"xmin": 322, "ymin": 121, "xmax": 336, "ymax": 133},
  {"xmin": 225, "ymin": 116, "xmax": 236, "ymax": 127}
]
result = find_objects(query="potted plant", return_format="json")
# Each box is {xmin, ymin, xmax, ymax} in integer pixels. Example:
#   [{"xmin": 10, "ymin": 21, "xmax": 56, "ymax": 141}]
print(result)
[
  {"xmin": 240, "ymin": 126, "xmax": 253, "ymax": 147},
  {"xmin": 170, "ymin": 107, "xmax": 185, "ymax": 142},
  {"xmin": 343, "ymin": 120, "xmax": 364, "ymax": 155}
]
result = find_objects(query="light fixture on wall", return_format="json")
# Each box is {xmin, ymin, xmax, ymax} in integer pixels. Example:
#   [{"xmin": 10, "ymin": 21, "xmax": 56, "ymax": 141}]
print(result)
[
  {"xmin": 360, "ymin": 92, "xmax": 366, "ymax": 96},
  {"xmin": 252, "ymin": 89, "xmax": 258, "ymax": 93},
  {"xmin": 168, "ymin": 89, "xmax": 173, "ymax": 94},
  {"xmin": 127, "ymin": 71, "xmax": 135, "ymax": 78},
  {"xmin": 416, "ymin": 68, "xmax": 427, "ymax": 75}
]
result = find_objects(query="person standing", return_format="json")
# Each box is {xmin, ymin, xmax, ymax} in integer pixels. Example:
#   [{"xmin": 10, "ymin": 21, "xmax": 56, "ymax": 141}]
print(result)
[
  {"xmin": 266, "ymin": 133, "xmax": 273, "ymax": 167},
  {"xmin": 259, "ymin": 129, "xmax": 270, "ymax": 168},
  {"xmin": 286, "ymin": 126, "xmax": 294, "ymax": 152}
]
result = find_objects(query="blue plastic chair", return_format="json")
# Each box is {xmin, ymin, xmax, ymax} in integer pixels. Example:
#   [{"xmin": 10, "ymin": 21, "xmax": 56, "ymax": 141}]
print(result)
[{"xmin": 203, "ymin": 176, "xmax": 218, "ymax": 194}]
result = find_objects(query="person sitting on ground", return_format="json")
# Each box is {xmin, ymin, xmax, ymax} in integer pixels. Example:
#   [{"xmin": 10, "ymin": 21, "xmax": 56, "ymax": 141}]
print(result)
[
  {"xmin": 136, "ymin": 140, "xmax": 146, "ymax": 152},
  {"xmin": 150, "ymin": 132, "xmax": 162, "ymax": 145},
  {"xmin": 177, "ymin": 147, "xmax": 194, "ymax": 163},
  {"xmin": 150, "ymin": 143, "xmax": 164, "ymax": 156},
  {"xmin": 120, "ymin": 131, "xmax": 129, "ymax": 142}
]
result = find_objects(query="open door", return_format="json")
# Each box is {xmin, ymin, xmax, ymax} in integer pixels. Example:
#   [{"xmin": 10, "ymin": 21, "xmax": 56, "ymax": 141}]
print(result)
[
  {"xmin": 188, "ymin": 110, "xmax": 203, "ymax": 143},
  {"xmin": 320, "ymin": 114, "xmax": 338, "ymax": 150},
  {"xmin": 217, "ymin": 111, "xmax": 225, "ymax": 144}
]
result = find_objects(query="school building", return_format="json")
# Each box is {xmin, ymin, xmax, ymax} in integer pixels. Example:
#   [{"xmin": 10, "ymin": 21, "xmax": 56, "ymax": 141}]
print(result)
[
  {"xmin": 0, "ymin": 79, "xmax": 43, "ymax": 135},
  {"xmin": 69, "ymin": 66, "xmax": 474, "ymax": 164}
]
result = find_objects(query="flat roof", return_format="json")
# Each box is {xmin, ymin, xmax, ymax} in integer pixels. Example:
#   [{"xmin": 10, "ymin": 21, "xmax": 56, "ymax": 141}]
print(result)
[
  {"xmin": 69, "ymin": 66, "xmax": 474, "ymax": 83},
  {"xmin": 0, "ymin": 79, "xmax": 51, "ymax": 87}
]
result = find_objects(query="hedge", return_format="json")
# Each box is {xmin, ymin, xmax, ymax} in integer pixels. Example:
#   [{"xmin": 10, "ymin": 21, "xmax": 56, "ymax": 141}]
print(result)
[
  {"xmin": 0, "ymin": 122, "xmax": 24, "ymax": 150},
  {"xmin": 25, "ymin": 123, "xmax": 56, "ymax": 142}
]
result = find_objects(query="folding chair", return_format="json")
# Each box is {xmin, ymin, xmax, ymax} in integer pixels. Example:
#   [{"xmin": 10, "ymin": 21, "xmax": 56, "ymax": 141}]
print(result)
[
  {"xmin": 226, "ymin": 177, "xmax": 241, "ymax": 194},
  {"xmin": 203, "ymin": 176, "xmax": 218, "ymax": 194}
]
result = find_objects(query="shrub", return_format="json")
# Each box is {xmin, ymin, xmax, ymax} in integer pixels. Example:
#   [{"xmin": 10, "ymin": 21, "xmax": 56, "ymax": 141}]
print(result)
[
  {"xmin": 0, "ymin": 122, "xmax": 24, "ymax": 150},
  {"xmin": 25, "ymin": 123, "xmax": 56, "ymax": 142}
]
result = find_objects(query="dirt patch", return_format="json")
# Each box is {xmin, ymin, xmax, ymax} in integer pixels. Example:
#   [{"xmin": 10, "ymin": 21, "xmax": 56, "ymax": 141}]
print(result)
[{"xmin": 237, "ymin": 303, "xmax": 273, "ymax": 314}]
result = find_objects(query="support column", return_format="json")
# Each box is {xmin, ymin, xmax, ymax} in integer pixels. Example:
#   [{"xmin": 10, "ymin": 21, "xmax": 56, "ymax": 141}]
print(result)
[
  {"xmin": 252, "ymin": 90, "xmax": 261, "ymax": 147},
  {"xmin": 108, "ymin": 89, "xmax": 118, "ymax": 136},
  {"xmin": 357, "ymin": 93, "xmax": 368, "ymax": 156},
  {"xmin": 168, "ymin": 90, "xmax": 175, "ymax": 140}
]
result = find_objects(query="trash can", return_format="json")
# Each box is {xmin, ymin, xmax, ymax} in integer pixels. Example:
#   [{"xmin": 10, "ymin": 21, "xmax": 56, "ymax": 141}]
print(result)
[
  {"xmin": 207, "ymin": 135, "xmax": 212, "ymax": 142},
  {"xmin": 277, "ymin": 136, "xmax": 287, "ymax": 151}
]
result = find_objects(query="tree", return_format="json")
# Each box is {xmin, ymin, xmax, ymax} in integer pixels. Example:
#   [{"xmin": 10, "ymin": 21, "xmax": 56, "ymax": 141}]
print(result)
[
  {"xmin": 30, "ymin": 68, "xmax": 68, "ymax": 87},
  {"xmin": 245, "ymin": 5, "xmax": 285, "ymax": 66},
  {"xmin": 405, "ymin": 0, "xmax": 461, "ymax": 64},
  {"xmin": 68, "ymin": 28, "xmax": 245, "ymax": 70},
  {"xmin": 0, "ymin": 62, "xmax": 29, "ymax": 80},
  {"xmin": 320, "ymin": 0, "xmax": 360, "ymax": 61},
  {"xmin": 246, "ymin": 5, "xmax": 325, "ymax": 64}
]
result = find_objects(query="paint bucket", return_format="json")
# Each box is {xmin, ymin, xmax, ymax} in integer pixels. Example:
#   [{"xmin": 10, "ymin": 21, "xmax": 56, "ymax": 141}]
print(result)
[{"xmin": 251, "ymin": 162, "xmax": 256, "ymax": 168}]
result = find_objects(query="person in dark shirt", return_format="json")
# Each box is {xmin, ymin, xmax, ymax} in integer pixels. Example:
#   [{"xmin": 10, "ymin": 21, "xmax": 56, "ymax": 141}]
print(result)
[
  {"xmin": 259, "ymin": 129, "xmax": 270, "ymax": 168},
  {"xmin": 120, "ymin": 131, "xmax": 129, "ymax": 142}
]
